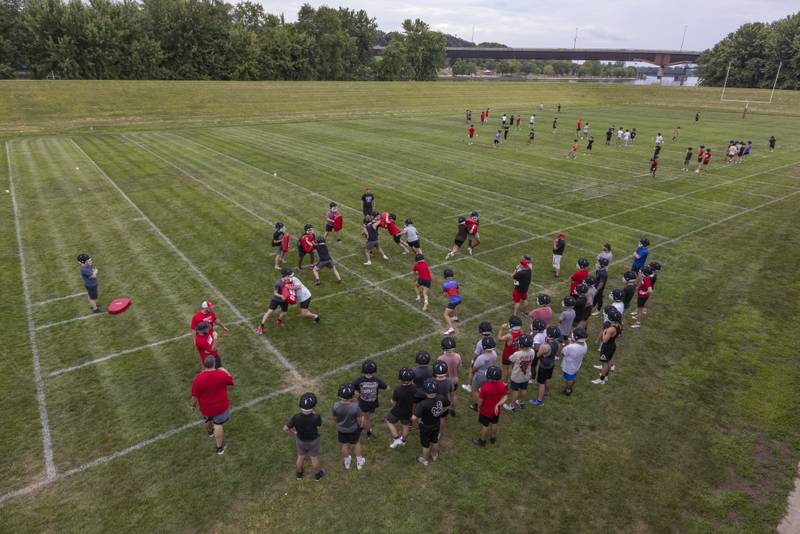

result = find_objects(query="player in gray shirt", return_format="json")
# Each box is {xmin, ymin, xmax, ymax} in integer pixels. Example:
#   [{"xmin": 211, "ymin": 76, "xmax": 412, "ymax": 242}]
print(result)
[
  {"xmin": 332, "ymin": 384, "xmax": 365, "ymax": 470},
  {"xmin": 558, "ymin": 296, "xmax": 576, "ymax": 341}
]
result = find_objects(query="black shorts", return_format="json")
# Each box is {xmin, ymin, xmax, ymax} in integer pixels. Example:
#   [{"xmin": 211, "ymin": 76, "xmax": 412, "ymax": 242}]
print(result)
[
  {"xmin": 299, "ymin": 297, "xmax": 311, "ymax": 309},
  {"xmin": 637, "ymin": 296, "xmax": 649, "ymax": 308},
  {"xmin": 417, "ymin": 278, "xmax": 431, "ymax": 288},
  {"xmin": 362, "ymin": 207, "xmax": 372, "ymax": 216},
  {"xmin": 385, "ymin": 412, "xmax": 411, "ymax": 426},
  {"xmin": 418, "ymin": 424, "xmax": 440, "ymax": 448},
  {"xmin": 536, "ymin": 366, "xmax": 554, "ymax": 384},
  {"xmin": 479, "ymin": 413, "xmax": 499, "ymax": 427},
  {"xmin": 298, "ymin": 247, "xmax": 313, "ymax": 258},
  {"xmin": 86, "ymin": 286, "xmax": 98, "ymax": 300},
  {"xmin": 358, "ymin": 399, "xmax": 378, "ymax": 413},
  {"xmin": 600, "ymin": 346, "xmax": 616, "ymax": 362},
  {"xmin": 393, "ymin": 234, "xmax": 401, "ymax": 244},
  {"xmin": 454, "ymin": 239, "xmax": 465, "ymax": 247},
  {"xmin": 316, "ymin": 259, "xmax": 335, "ymax": 270},
  {"xmin": 446, "ymin": 300, "xmax": 461, "ymax": 310},
  {"xmin": 325, "ymin": 224, "xmax": 334, "ymax": 232},
  {"xmin": 408, "ymin": 240, "xmax": 420, "ymax": 249},
  {"xmin": 268, "ymin": 299, "xmax": 288, "ymax": 312},
  {"xmin": 338, "ymin": 428, "xmax": 362, "ymax": 444}
]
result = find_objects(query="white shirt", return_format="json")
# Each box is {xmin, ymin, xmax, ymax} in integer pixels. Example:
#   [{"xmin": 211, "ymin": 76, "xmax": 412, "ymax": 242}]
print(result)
[
  {"xmin": 623, "ymin": 131, "xmax": 630, "ymax": 140},
  {"xmin": 530, "ymin": 115, "xmax": 535, "ymax": 125},
  {"xmin": 603, "ymin": 301, "xmax": 624, "ymax": 322},
  {"xmin": 561, "ymin": 341, "xmax": 587, "ymax": 374},
  {"xmin": 655, "ymin": 135, "xmax": 664, "ymax": 145},
  {"xmin": 290, "ymin": 276, "xmax": 312, "ymax": 303},
  {"xmin": 617, "ymin": 129, "xmax": 623, "ymax": 139},
  {"xmin": 405, "ymin": 225, "xmax": 419, "ymax": 242}
]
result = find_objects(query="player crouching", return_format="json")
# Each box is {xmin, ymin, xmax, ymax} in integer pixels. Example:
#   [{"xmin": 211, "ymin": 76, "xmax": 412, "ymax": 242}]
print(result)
[{"xmin": 311, "ymin": 236, "xmax": 342, "ymax": 285}]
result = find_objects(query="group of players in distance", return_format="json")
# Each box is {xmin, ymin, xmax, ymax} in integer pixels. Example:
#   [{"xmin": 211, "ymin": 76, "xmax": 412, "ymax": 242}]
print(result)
[{"xmin": 187, "ymin": 185, "xmax": 662, "ymax": 477}]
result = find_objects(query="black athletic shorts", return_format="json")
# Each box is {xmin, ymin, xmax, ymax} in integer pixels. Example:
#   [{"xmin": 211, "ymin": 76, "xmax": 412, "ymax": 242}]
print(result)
[
  {"xmin": 454, "ymin": 239, "xmax": 465, "ymax": 247},
  {"xmin": 86, "ymin": 286, "xmax": 98, "ymax": 300},
  {"xmin": 358, "ymin": 399, "xmax": 378, "ymax": 413},
  {"xmin": 536, "ymin": 366, "xmax": 554, "ymax": 384},
  {"xmin": 417, "ymin": 278, "xmax": 431, "ymax": 288},
  {"xmin": 393, "ymin": 234, "xmax": 401, "ymax": 244},
  {"xmin": 385, "ymin": 412, "xmax": 411, "ymax": 426},
  {"xmin": 338, "ymin": 428, "xmax": 362, "ymax": 444},
  {"xmin": 418, "ymin": 423, "xmax": 440, "ymax": 448},
  {"xmin": 637, "ymin": 296, "xmax": 649, "ymax": 308},
  {"xmin": 408, "ymin": 240, "xmax": 420, "ymax": 249},
  {"xmin": 268, "ymin": 298, "xmax": 288, "ymax": 312},
  {"xmin": 298, "ymin": 245, "xmax": 313, "ymax": 258},
  {"xmin": 315, "ymin": 259, "xmax": 334, "ymax": 270},
  {"xmin": 299, "ymin": 297, "xmax": 311, "ymax": 309},
  {"xmin": 478, "ymin": 413, "xmax": 499, "ymax": 427},
  {"xmin": 446, "ymin": 300, "xmax": 461, "ymax": 310},
  {"xmin": 325, "ymin": 224, "xmax": 334, "ymax": 232}
]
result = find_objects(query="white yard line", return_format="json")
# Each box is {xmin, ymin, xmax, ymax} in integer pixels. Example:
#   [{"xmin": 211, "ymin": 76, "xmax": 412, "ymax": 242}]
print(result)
[
  {"xmin": 35, "ymin": 312, "xmax": 104, "ymax": 331},
  {"xmin": 3, "ymin": 177, "xmax": 798, "ymax": 507},
  {"xmin": 32, "ymin": 292, "xmax": 85, "ymax": 307},
  {"xmin": 6, "ymin": 141, "xmax": 57, "ymax": 480},
  {"xmin": 69, "ymin": 139, "xmax": 303, "ymax": 384}
]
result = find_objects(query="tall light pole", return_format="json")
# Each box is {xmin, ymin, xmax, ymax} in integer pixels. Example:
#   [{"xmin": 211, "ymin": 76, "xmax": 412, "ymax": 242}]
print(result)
[
  {"xmin": 573, "ymin": 27, "xmax": 578, "ymax": 49},
  {"xmin": 679, "ymin": 25, "xmax": 687, "ymax": 51}
]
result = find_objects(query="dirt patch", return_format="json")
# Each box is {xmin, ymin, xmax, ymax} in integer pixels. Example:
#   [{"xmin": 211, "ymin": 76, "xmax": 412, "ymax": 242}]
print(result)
[{"xmin": 719, "ymin": 435, "xmax": 794, "ymax": 506}]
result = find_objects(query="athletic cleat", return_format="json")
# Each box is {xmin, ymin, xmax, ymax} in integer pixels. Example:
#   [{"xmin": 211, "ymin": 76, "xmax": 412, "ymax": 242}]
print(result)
[
  {"xmin": 611, "ymin": 364, "xmax": 616, "ymax": 372},
  {"xmin": 470, "ymin": 403, "xmax": 478, "ymax": 412},
  {"xmin": 591, "ymin": 377, "xmax": 607, "ymax": 385},
  {"xmin": 422, "ymin": 302, "xmax": 428, "ymax": 311},
  {"xmin": 415, "ymin": 295, "xmax": 421, "ymax": 302},
  {"xmin": 443, "ymin": 328, "xmax": 455, "ymax": 335},
  {"xmin": 631, "ymin": 323, "xmax": 641, "ymax": 328},
  {"xmin": 502, "ymin": 403, "xmax": 515, "ymax": 412},
  {"xmin": 356, "ymin": 457, "xmax": 366, "ymax": 470},
  {"xmin": 314, "ymin": 470, "xmax": 325, "ymax": 481},
  {"xmin": 207, "ymin": 429, "xmax": 214, "ymax": 438},
  {"xmin": 529, "ymin": 399, "xmax": 544, "ymax": 406},
  {"xmin": 363, "ymin": 261, "xmax": 372, "ymax": 265},
  {"xmin": 93, "ymin": 307, "xmax": 104, "ymax": 313},
  {"xmin": 296, "ymin": 471, "xmax": 304, "ymax": 480},
  {"xmin": 390, "ymin": 437, "xmax": 405, "ymax": 449},
  {"xmin": 593, "ymin": 364, "xmax": 603, "ymax": 370},
  {"xmin": 382, "ymin": 255, "xmax": 389, "ymax": 260},
  {"xmin": 515, "ymin": 401, "xmax": 526, "ymax": 410},
  {"xmin": 216, "ymin": 442, "xmax": 226, "ymax": 455},
  {"xmin": 452, "ymin": 316, "xmax": 459, "ymax": 322},
  {"xmin": 344, "ymin": 456, "xmax": 352, "ymax": 470},
  {"xmin": 591, "ymin": 310, "xmax": 600, "ymax": 316},
  {"xmin": 472, "ymin": 438, "xmax": 486, "ymax": 447},
  {"xmin": 468, "ymin": 247, "xmax": 473, "ymax": 255},
  {"xmin": 418, "ymin": 456, "xmax": 429, "ymax": 466},
  {"xmin": 461, "ymin": 384, "xmax": 472, "ymax": 392},
  {"xmin": 314, "ymin": 315, "xmax": 321, "ymax": 323}
]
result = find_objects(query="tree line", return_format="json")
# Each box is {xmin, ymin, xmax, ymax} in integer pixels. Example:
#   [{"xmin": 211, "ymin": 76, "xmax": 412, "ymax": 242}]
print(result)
[
  {"xmin": 0, "ymin": 0, "xmax": 446, "ymax": 80},
  {"xmin": 697, "ymin": 12, "xmax": 799, "ymax": 89},
  {"xmin": 451, "ymin": 59, "xmax": 637, "ymax": 78}
]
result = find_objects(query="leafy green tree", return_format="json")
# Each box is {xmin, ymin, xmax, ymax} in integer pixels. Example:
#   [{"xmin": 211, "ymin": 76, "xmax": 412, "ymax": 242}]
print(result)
[
  {"xmin": 0, "ymin": 0, "xmax": 25, "ymax": 77},
  {"xmin": 451, "ymin": 59, "xmax": 476, "ymax": 75},
  {"xmin": 399, "ymin": 18, "xmax": 445, "ymax": 81}
]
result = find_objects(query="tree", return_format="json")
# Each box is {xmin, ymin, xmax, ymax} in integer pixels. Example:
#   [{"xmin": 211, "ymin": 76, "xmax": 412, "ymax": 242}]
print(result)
[
  {"xmin": 0, "ymin": 0, "xmax": 25, "ymax": 77},
  {"xmin": 451, "ymin": 59, "xmax": 476, "ymax": 75},
  {"xmin": 376, "ymin": 18, "xmax": 445, "ymax": 81},
  {"xmin": 497, "ymin": 59, "xmax": 517, "ymax": 75}
]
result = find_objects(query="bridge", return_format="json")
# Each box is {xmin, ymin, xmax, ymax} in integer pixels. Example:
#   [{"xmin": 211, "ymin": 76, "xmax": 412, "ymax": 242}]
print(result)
[{"xmin": 372, "ymin": 47, "xmax": 701, "ymax": 76}]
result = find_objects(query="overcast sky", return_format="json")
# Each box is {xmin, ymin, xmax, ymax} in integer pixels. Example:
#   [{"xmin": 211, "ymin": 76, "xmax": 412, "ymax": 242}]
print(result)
[{"xmin": 257, "ymin": 0, "xmax": 796, "ymax": 50}]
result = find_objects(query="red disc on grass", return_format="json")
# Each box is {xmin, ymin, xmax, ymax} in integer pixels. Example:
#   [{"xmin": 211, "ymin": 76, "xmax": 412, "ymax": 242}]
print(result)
[{"xmin": 107, "ymin": 298, "xmax": 132, "ymax": 315}]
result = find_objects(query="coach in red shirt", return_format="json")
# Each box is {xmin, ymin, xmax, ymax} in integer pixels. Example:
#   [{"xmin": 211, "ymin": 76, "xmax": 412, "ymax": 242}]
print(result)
[
  {"xmin": 190, "ymin": 301, "xmax": 230, "ymax": 335},
  {"xmin": 192, "ymin": 357, "xmax": 234, "ymax": 455}
]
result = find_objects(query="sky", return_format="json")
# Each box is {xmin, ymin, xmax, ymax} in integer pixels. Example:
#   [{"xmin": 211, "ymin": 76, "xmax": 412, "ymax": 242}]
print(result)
[{"xmin": 256, "ymin": 0, "xmax": 797, "ymax": 51}]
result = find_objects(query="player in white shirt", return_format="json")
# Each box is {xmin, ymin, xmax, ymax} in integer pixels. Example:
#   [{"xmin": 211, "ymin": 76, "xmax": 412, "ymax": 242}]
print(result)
[
  {"xmin": 289, "ymin": 275, "xmax": 321, "ymax": 322},
  {"xmin": 655, "ymin": 133, "xmax": 664, "ymax": 145},
  {"xmin": 529, "ymin": 114, "xmax": 536, "ymax": 127},
  {"xmin": 616, "ymin": 128, "xmax": 623, "ymax": 144},
  {"xmin": 623, "ymin": 129, "xmax": 630, "ymax": 146}
]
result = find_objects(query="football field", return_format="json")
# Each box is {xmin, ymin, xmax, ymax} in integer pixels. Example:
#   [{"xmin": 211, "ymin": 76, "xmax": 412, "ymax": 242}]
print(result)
[{"xmin": 2, "ymin": 81, "xmax": 800, "ymax": 532}]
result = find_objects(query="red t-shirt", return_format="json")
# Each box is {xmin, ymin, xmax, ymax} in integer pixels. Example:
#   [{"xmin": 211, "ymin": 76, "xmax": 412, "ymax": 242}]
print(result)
[
  {"xmin": 570, "ymin": 269, "xmax": 589, "ymax": 294},
  {"xmin": 577, "ymin": 120, "xmax": 582, "ymax": 130},
  {"xmin": 387, "ymin": 219, "xmax": 401, "ymax": 236},
  {"xmin": 703, "ymin": 153, "xmax": 712, "ymax": 164},
  {"xmin": 191, "ymin": 370, "xmax": 234, "ymax": 417},
  {"xmin": 191, "ymin": 310, "xmax": 216, "ymax": 332},
  {"xmin": 530, "ymin": 306, "xmax": 553, "ymax": 326},
  {"xmin": 479, "ymin": 380, "xmax": 508, "ymax": 417},
  {"xmin": 698, "ymin": 149, "xmax": 705, "ymax": 159},
  {"xmin": 502, "ymin": 329, "xmax": 523, "ymax": 362},
  {"xmin": 413, "ymin": 261, "xmax": 432, "ymax": 281},
  {"xmin": 469, "ymin": 127, "xmax": 475, "ymax": 138},
  {"xmin": 300, "ymin": 233, "xmax": 316, "ymax": 253},
  {"xmin": 466, "ymin": 219, "xmax": 479, "ymax": 235},
  {"xmin": 194, "ymin": 331, "xmax": 218, "ymax": 359},
  {"xmin": 638, "ymin": 276, "xmax": 653, "ymax": 298}
]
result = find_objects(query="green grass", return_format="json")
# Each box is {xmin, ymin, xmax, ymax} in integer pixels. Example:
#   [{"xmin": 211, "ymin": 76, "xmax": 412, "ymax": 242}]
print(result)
[{"xmin": 2, "ymin": 81, "xmax": 800, "ymax": 533}]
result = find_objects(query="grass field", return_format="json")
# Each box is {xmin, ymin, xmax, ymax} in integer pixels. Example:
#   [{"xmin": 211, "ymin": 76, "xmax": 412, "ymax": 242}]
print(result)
[{"xmin": 2, "ymin": 81, "xmax": 800, "ymax": 533}]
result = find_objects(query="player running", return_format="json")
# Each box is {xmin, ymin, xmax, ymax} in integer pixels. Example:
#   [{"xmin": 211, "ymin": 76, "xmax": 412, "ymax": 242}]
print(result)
[
  {"xmin": 412, "ymin": 253, "xmax": 432, "ymax": 311},
  {"xmin": 445, "ymin": 216, "xmax": 469, "ymax": 259},
  {"xmin": 362, "ymin": 216, "xmax": 388, "ymax": 266},
  {"xmin": 384, "ymin": 213, "xmax": 412, "ymax": 254},
  {"xmin": 442, "ymin": 268, "xmax": 461, "ymax": 335},
  {"xmin": 466, "ymin": 211, "xmax": 480, "ymax": 254},
  {"xmin": 568, "ymin": 139, "xmax": 578, "ymax": 159}
]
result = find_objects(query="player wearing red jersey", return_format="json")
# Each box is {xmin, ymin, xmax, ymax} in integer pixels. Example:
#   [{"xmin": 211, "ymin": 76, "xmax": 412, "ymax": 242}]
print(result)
[
  {"xmin": 466, "ymin": 211, "xmax": 480, "ymax": 254},
  {"xmin": 297, "ymin": 224, "xmax": 317, "ymax": 270},
  {"xmin": 498, "ymin": 315, "xmax": 523, "ymax": 384},
  {"xmin": 323, "ymin": 202, "xmax": 344, "ymax": 242},
  {"xmin": 570, "ymin": 259, "xmax": 590, "ymax": 295},
  {"xmin": 190, "ymin": 300, "xmax": 230, "ymax": 335},
  {"xmin": 412, "ymin": 254, "xmax": 432, "ymax": 311},
  {"xmin": 385, "ymin": 213, "xmax": 411, "ymax": 254},
  {"xmin": 468, "ymin": 124, "xmax": 475, "ymax": 145},
  {"xmin": 194, "ymin": 322, "xmax": 221, "ymax": 370}
]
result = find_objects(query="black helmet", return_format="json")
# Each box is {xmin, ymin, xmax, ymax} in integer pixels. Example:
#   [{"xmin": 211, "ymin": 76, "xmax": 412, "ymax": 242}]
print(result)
[
  {"xmin": 604, "ymin": 304, "xmax": 617, "ymax": 316},
  {"xmin": 642, "ymin": 266, "xmax": 654, "ymax": 276},
  {"xmin": 536, "ymin": 293, "xmax": 551, "ymax": 306},
  {"xmin": 611, "ymin": 289, "xmax": 623, "ymax": 301},
  {"xmin": 362, "ymin": 359, "xmax": 377, "ymax": 374},
  {"xmin": 470, "ymin": 211, "xmax": 479, "ymax": 218},
  {"xmin": 304, "ymin": 224, "xmax": 313, "ymax": 232},
  {"xmin": 443, "ymin": 268, "xmax": 454, "ymax": 278},
  {"xmin": 486, "ymin": 366, "xmax": 502, "ymax": 381},
  {"xmin": 545, "ymin": 326, "xmax": 561, "ymax": 339},
  {"xmin": 389, "ymin": 213, "xmax": 397, "ymax": 221},
  {"xmin": 316, "ymin": 235, "xmax": 327, "ymax": 244},
  {"xmin": 337, "ymin": 383, "xmax": 355, "ymax": 399},
  {"xmin": 329, "ymin": 202, "xmax": 337, "ymax": 208},
  {"xmin": 399, "ymin": 367, "xmax": 415, "ymax": 382},
  {"xmin": 623, "ymin": 271, "xmax": 637, "ymax": 282},
  {"xmin": 441, "ymin": 337, "xmax": 456, "ymax": 350},
  {"xmin": 423, "ymin": 378, "xmax": 439, "ymax": 395},
  {"xmin": 478, "ymin": 321, "xmax": 493, "ymax": 335},
  {"xmin": 597, "ymin": 257, "xmax": 610, "ymax": 267},
  {"xmin": 575, "ymin": 284, "xmax": 588, "ymax": 295},
  {"xmin": 481, "ymin": 337, "xmax": 496, "ymax": 350},
  {"xmin": 518, "ymin": 334, "xmax": 534, "ymax": 348},
  {"xmin": 280, "ymin": 268, "xmax": 294, "ymax": 277},
  {"xmin": 577, "ymin": 258, "xmax": 590, "ymax": 268},
  {"xmin": 433, "ymin": 360, "xmax": 448, "ymax": 376},
  {"xmin": 508, "ymin": 315, "xmax": 522, "ymax": 328},
  {"xmin": 457, "ymin": 216, "xmax": 466, "ymax": 224},
  {"xmin": 415, "ymin": 351, "xmax": 431, "ymax": 365},
  {"xmin": 640, "ymin": 238, "xmax": 650, "ymax": 247},
  {"xmin": 607, "ymin": 308, "xmax": 622, "ymax": 323},
  {"xmin": 299, "ymin": 392, "xmax": 317, "ymax": 410},
  {"xmin": 572, "ymin": 327, "xmax": 587, "ymax": 340},
  {"xmin": 563, "ymin": 296, "xmax": 576, "ymax": 307},
  {"xmin": 532, "ymin": 319, "xmax": 546, "ymax": 332},
  {"xmin": 274, "ymin": 222, "xmax": 284, "ymax": 230},
  {"xmin": 649, "ymin": 261, "xmax": 662, "ymax": 271},
  {"xmin": 584, "ymin": 276, "xmax": 597, "ymax": 287},
  {"xmin": 77, "ymin": 253, "xmax": 91, "ymax": 263},
  {"xmin": 195, "ymin": 322, "xmax": 211, "ymax": 334},
  {"xmin": 405, "ymin": 219, "xmax": 413, "ymax": 226},
  {"xmin": 415, "ymin": 254, "xmax": 425, "ymax": 262}
]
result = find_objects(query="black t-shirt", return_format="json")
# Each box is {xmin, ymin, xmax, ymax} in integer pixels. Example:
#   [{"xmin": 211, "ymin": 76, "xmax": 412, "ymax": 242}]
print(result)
[
  {"xmin": 513, "ymin": 268, "xmax": 532, "ymax": 293},
  {"xmin": 606, "ymin": 130, "xmax": 613, "ymax": 140},
  {"xmin": 684, "ymin": 150, "xmax": 693, "ymax": 161},
  {"xmin": 272, "ymin": 230, "xmax": 283, "ymax": 246},
  {"xmin": 538, "ymin": 340, "xmax": 559, "ymax": 369},
  {"xmin": 573, "ymin": 296, "xmax": 587, "ymax": 318},
  {"xmin": 414, "ymin": 397, "xmax": 450, "ymax": 426},
  {"xmin": 553, "ymin": 238, "xmax": 565, "ymax": 255},
  {"xmin": 361, "ymin": 194, "xmax": 374, "ymax": 212},
  {"xmin": 595, "ymin": 268, "xmax": 608, "ymax": 288},
  {"xmin": 316, "ymin": 242, "xmax": 332, "ymax": 261},
  {"xmin": 365, "ymin": 223, "xmax": 378, "ymax": 241},
  {"xmin": 390, "ymin": 384, "xmax": 416, "ymax": 419},
  {"xmin": 587, "ymin": 138, "xmax": 594, "ymax": 149},
  {"xmin": 434, "ymin": 378, "xmax": 451, "ymax": 402},
  {"xmin": 455, "ymin": 224, "xmax": 468, "ymax": 242},
  {"xmin": 552, "ymin": 119, "xmax": 557, "ymax": 128},
  {"xmin": 412, "ymin": 365, "xmax": 433, "ymax": 397},
  {"xmin": 352, "ymin": 375, "xmax": 388, "ymax": 403},
  {"xmin": 622, "ymin": 284, "xmax": 636, "ymax": 309},
  {"xmin": 286, "ymin": 412, "xmax": 322, "ymax": 441}
]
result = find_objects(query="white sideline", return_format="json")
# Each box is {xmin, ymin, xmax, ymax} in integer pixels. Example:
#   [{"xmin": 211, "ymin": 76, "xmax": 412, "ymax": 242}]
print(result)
[
  {"xmin": 6, "ymin": 142, "xmax": 57, "ymax": 480},
  {"xmin": 32, "ymin": 292, "xmax": 85, "ymax": 307},
  {"xmin": 35, "ymin": 312, "xmax": 104, "ymax": 331},
  {"xmin": 3, "ymin": 180, "xmax": 799, "ymax": 507},
  {"xmin": 47, "ymin": 283, "xmax": 370, "ymax": 378},
  {"xmin": 69, "ymin": 139, "xmax": 303, "ymax": 383}
]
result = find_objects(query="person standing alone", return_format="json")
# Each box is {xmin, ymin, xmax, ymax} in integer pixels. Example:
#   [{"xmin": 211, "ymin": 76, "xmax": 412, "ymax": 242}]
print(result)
[
  {"xmin": 191, "ymin": 357, "xmax": 234, "ymax": 455},
  {"xmin": 77, "ymin": 253, "xmax": 102, "ymax": 313}
]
